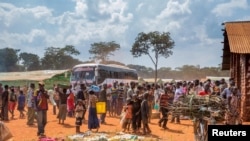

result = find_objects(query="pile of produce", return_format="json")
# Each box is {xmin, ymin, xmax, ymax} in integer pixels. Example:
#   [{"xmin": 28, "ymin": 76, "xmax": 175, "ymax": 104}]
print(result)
[{"xmin": 169, "ymin": 94, "xmax": 227, "ymax": 121}]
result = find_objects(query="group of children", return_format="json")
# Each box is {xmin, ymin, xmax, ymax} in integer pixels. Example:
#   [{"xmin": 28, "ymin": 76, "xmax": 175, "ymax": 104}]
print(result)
[
  {"xmin": 121, "ymin": 93, "xmax": 152, "ymax": 135},
  {"xmin": 0, "ymin": 84, "xmax": 27, "ymax": 121}
]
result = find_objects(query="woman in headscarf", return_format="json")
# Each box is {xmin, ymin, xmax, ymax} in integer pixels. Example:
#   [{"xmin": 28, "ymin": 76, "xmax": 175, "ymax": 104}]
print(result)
[{"xmin": 88, "ymin": 89, "xmax": 100, "ymax": 132}]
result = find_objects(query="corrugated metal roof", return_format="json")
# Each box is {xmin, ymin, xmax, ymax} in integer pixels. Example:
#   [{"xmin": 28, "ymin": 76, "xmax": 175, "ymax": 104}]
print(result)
[{"xmin": 225, "ymin": 21, "xmax": 250, "ymax": 53}]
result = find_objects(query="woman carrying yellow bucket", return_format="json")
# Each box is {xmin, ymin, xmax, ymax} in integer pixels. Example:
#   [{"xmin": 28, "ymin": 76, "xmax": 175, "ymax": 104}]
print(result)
[{"xmin": 98, "ymin": 84, "xmax": 108, "ymax": 124}]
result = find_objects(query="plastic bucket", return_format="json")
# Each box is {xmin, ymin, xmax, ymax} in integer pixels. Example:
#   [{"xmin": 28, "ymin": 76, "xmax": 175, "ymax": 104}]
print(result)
[{"xmin": 96, "ymin": 102, "xmax": 106, "ymax": 114}]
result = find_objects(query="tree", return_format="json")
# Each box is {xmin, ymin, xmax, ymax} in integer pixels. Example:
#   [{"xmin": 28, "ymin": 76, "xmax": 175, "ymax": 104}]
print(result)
[
  {"xmin": 0, "ymin": 47, "xmax": 20, "ymax": 72},
  {"xmin": 131, "ymin": 31, "xmax": 175, "ymax": 83},
  {"xmin": 41, "ymin": 45, "xmax": 81, "ymax": 70},
  {"xmin": 89, "ymin": 41, "xmax": 120, "ymax": 62},
  {"xmin": 19, "ymin": 52, "xmax": 41, "ymax": 71}
]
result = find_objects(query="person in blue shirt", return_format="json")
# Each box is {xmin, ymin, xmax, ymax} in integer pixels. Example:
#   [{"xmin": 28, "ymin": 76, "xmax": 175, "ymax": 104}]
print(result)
[{"xmin": 17, "ymin": 90, "xmax": 26, "ymax": 118}]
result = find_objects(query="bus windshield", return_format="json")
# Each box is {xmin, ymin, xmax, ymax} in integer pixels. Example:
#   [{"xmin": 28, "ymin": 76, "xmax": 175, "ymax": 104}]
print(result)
[{"xmin": 70, "ymin": 67, "xmax": 95, "ymax": 83}]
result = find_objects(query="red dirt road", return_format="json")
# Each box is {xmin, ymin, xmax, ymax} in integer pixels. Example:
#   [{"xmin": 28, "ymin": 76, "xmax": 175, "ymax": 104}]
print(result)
[{"xmin": 4, "ymin": 104, "xmax": 248, "ymax": 141}]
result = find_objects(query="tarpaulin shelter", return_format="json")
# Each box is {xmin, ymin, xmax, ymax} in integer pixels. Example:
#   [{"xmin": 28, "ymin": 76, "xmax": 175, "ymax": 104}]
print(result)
[{"xmin": 0, "ymin": 69, "xmax": 69, "ymax": 81}]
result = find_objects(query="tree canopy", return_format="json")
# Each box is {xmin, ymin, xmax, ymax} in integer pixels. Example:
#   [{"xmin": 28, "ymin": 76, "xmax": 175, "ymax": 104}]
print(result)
[
  {"xmin": 41, "ymin": 45, "xmax": 81, "ymax": 70},
  {"xmin": 19, "ymin": 52, "xmax": 40, "ymax": 71},
  {"xmin": 0, "ymin": 48, "xmax": 20, "ymax": 72},
  {"xmin": 131, "ymin": 31, "xmax": 175, "ymax": 83},
  {"xmin": 89, "ymin": 41, "xmax": 120, "ymax": 62}
]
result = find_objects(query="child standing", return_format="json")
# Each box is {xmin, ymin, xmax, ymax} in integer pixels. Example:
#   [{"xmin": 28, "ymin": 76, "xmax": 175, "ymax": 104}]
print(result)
[
  {"xmin": 122, "ymin": 98, "xmax": 133, "ymax": 132},
  {"xmin": 141, "ymin": 92, "xmax": 151, "ymax": 135},
  {"xmin": 75, "ymin": 99, "xmax": 85, "ymax": 133},
  {"xmin": 17, "ymin": 90, "xmax": 26, "ymax": 118},
  {"xmin": 9, "ymin": 87, "xmax": 17, "ymax": 119}
]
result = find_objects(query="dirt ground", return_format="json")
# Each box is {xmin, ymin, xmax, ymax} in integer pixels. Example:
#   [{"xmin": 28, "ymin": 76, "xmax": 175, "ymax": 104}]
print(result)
[{"xmin": 3, "ymin": 104, "xmax": 248, "ymax": 141}]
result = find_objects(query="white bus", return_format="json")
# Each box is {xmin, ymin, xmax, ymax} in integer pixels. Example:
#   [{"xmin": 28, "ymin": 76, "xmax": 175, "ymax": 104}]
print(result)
[{"xmin": 70, "ymin": 63, "xmax": 138, "ymax": 86}]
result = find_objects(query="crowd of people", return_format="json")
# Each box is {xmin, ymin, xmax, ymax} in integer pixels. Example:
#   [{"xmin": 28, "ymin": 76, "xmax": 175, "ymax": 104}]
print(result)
[{"xmin": 0, "ymin": 77, "xmax": 242, "ymax": 138}]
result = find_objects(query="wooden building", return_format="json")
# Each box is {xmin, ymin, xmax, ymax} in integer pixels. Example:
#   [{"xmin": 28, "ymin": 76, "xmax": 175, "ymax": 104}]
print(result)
[{"xmin": 221, "ymin": 21, "xmax": 250, "ymax": 121}]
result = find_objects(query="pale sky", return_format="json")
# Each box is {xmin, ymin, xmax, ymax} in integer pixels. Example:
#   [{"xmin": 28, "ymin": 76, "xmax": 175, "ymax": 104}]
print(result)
[{"xmin": 0, "ymin": 0, "xmax": 249, "ymax": 69}]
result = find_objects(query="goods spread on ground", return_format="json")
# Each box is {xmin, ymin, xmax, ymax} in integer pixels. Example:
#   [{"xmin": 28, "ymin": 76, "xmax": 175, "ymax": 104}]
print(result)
[{"xmin": 39, "ymin": 131, "xmax": 159, "ymax": 141}]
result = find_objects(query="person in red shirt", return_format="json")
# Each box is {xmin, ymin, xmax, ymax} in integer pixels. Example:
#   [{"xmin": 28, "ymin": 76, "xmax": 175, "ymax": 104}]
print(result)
[
  {"xmin": 198, "ymin": 84, "xmax": 211, "ymax": 96},
  {"xmin": 158, "ymin": 86, "xmax": 171, "ymax": 129},
  {"xmin": 34, "ymin": 82, "xmax": 49, "ymax": 137},
  {"xmin": 122, "ymin": 98, "xmax": 133, "ymax": 132}
]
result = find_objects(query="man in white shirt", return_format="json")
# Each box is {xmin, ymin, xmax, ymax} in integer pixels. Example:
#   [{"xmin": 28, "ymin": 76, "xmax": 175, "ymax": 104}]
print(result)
[
  {"xmin": 26, "ymin": 83, "xmax": 36, "ymax": 125},
  {"xmin": 171, "ymin": 82, "xmax": 183, "ymax": 123}
]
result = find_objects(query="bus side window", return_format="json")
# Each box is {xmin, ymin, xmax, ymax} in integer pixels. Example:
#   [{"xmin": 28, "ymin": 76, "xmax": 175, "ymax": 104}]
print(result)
[
  {"xmin": 114, "ymin": 72, "xmax": 118, "ymax": 78},
  {"xmin": 109, "ymin": 71, "xmax": 113, "ymax": 78},
  {"xmin": 117, "ymin": 72, "xmax": 121, "ymax": 79},
  {"xmin": 124, "ymin": 72, "xmax": 128, "ymax": 79},
  {"xmin": 99, "ymin": 69, "xmax": 104, "ymax": 77},
  {"xmin": 103, "ymin": 70, "xmax": 107, "ymax": 78},
  {"xmin": 104, "ymin": 70, "xmax": 108, "ymax": 78},
  {"xmin": 98, "ymin": 69, "xmax": 105, "ymax": 84},
  {"xmin": 118, "ymin": 72, "xmax": 124, "ymax": 79},
  {"xmin": 128, "ymin": 72, "xmax": 133, "ymax": 79}
]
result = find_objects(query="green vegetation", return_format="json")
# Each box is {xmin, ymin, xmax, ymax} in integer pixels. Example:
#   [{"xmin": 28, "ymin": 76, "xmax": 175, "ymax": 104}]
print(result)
[
  {"xmin": 43, "ymin": 73, "xmax": 71, "ymax": 89},
  {"xmin": 1, "ymin": 72, "xmax": 71, "ymax": 90}
]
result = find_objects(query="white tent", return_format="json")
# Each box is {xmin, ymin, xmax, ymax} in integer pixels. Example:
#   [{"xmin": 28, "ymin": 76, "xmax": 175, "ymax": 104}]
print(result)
[{"xmin": 0, "ymin": 70, "xmax": 69, "ymax": 81}]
